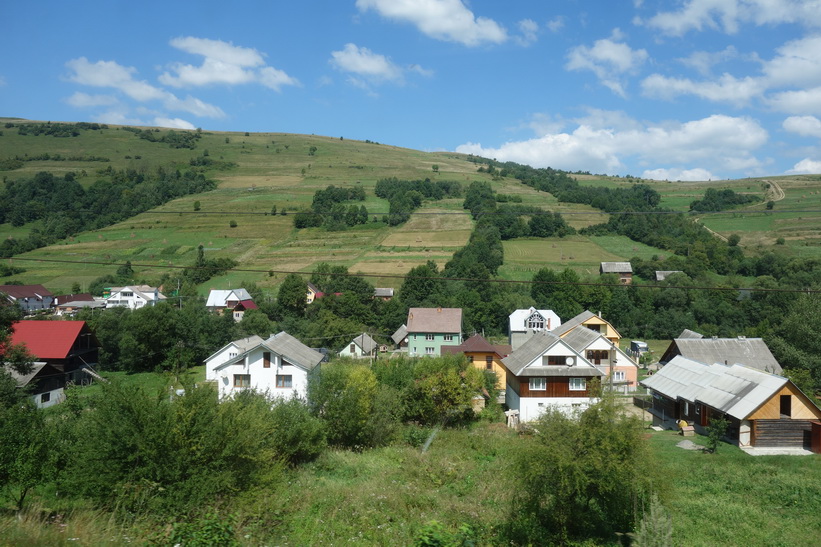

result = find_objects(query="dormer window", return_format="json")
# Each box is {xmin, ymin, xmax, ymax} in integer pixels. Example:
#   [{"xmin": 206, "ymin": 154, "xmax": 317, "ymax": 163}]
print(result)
[{"xmin": 526, "ymin": 312, "xmax": 545, "ymax": 330}]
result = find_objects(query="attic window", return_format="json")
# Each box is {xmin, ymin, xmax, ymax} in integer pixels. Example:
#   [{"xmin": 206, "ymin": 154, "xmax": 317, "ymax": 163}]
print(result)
[
  {"xmin": 526, "ymin": 312, "xmax": 544, "ymax": 330},
  {"xmin": 122, "ymin": 291, "xmax": 133, "ymax": 297}
]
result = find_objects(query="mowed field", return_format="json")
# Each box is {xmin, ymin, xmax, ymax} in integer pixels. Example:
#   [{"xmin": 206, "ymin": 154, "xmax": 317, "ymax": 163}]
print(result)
[{"xmin": 2, "ymin": 121, "xmax": 820, "ymax": 295}]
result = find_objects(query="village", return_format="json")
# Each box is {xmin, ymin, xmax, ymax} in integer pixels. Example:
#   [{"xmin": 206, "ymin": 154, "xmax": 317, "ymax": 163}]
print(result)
[{"xmin": 5, "ymin": 266, "xmax": 821, "ymax": 456}]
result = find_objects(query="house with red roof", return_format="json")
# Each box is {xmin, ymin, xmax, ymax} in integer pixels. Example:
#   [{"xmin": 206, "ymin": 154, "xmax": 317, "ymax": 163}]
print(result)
[
  {"xmin": 10, "ymin": 320, "xmax": 101, "ymax": 384},
  {"xmin": 206, "ymin": 289, "xmax": 258, "ymax": 322}
]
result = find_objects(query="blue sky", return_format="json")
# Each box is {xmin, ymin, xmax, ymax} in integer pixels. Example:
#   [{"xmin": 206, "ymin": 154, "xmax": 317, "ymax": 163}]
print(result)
[{"xmin": 2, "ymin": 0, "xmax": 821, "ymax": 181}]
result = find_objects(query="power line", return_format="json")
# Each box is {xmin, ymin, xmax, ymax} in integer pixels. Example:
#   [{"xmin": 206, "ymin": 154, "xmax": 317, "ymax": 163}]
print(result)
[{"xmin": 8, "ymin": 256, "xmax": 821, "ymax": 295}]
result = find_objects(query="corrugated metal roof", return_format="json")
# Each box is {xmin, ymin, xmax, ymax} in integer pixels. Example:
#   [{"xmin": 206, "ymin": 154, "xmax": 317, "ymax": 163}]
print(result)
[
  {"xmin": 391, "ymin": 324, "xmax": 408, "ymax": 344},
  {"xmin": 641, "ymin": 356, "xmax": 789, "ymax": 420},
  {"xmin": 673, "ymin": 337, "xmax": 782, "ymax": 374},
  {"xmin": 600, "ymin": 262, "xmax": 633, "ymax": 273},
  {"xmin": 351, "ymin": 333, "xmax": 377, "ymax": 353},
  {"xmin": 10, "ymin": 320, "xmax": 89, "ymax": 360},
  {"xmin": 549, "ymin": 310, "xmax": 596, "ymax": 336},
  {"xmin": 502, "ymin": 331, "xmax": 601, "ymax": 377},
  {"xmin": 561, "ymin": 326, "xmax": 602, "ymax": 352}
]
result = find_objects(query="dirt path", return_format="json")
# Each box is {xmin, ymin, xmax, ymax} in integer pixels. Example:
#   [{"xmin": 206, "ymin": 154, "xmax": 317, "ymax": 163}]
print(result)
[{"xmin": 696, "ymin": 179, "xmax": 786, "ymax": 243}]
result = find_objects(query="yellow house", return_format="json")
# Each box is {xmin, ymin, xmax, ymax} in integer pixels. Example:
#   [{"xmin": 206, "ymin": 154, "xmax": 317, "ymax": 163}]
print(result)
[
  {"xmin": 551, "ymin": 310, "xmax": 621, "ymax": 346},
  {"xmin": 442, "ymin": 334, "xmax": 511, "ymax": 392}
]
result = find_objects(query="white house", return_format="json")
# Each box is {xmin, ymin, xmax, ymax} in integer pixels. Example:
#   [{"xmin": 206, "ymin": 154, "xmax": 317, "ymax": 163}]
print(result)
[
  {"xmin": 205, "ymin": 288, "xmax": 257, "ymax": 321},
  {"xmin": 501, "ymin": 331, "xmax": 603, "ymax": 422},
  {"xmin": 105, "ymin": 285, "xmax": 167, "ymax": 309},
  {"xmin": 560, "ymin": 327, "xmax": 638, "ymax": 392},
  {"xmin": 205, "ymin": 332, "xmax": 324, "ymax": 400},
  {"xmin": 508, "ymin": 307, "xmax": 561, "ymax": 351},
  {"xmin": 338, "ymin": 333, "xmax": 378, "ymax": 359}
]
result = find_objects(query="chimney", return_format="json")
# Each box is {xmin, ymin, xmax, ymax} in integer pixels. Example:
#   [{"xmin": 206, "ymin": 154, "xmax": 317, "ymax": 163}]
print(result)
[{"xmin": 598, "ymin": 310, "xmax": 602, "ymax": 318}]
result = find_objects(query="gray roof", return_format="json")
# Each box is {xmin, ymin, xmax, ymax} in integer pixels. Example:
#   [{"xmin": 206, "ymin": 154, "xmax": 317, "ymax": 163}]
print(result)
[
  {"xmin": 391, "ymin": 324, "xmax": 408, "ymax": 344},
  {"xmin": 350, "ymin": 333, "xmax": 378, "ymax": 353},
  {"xmin": 407, "ymin": 307, "xmax": 462, "ymax": 334},
  {"xmin": 561, "ymin": 326, "xmax": 604, "ymax": 352},
  {"xmin": 600, "ymin": 262, "xmax": 633, "ymax": 273},
  {"xmin": 671, "ymin": 337, "xmax": 782, "ymax": 374},
  {"xmin": 641, "ymin": 356, "xmax": 790, "ymax": 420},
  {"xmin": 263, "ymin": 331, "xmax": 324, "ymax": 370},
  {"xmin": 549, "ymin": 310, "xmax": 596, "ymax": 337},
  {"xmin": 374, "ymin": 288, "xmax": 394, "ymax": 298},
  {"xmin": 502, "ymin": 331, "xmax": 602, "ymax": 378},
  {"xmin": 204, "ymin": 335, "xmax": 264, "ymax": 363},
  {"xmin": 8, "ymin": 362, "xmax": 47, "ymax": 387},
  {"xmin": 678, "ymin": 329, "xmax": 704, "ymax": 339},
  {"xmin": 655, "ymin": 270, "xmax": 683, "ymax": 281}
]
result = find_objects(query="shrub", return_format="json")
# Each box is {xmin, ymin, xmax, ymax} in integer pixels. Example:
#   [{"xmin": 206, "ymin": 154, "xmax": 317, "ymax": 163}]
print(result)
[
  {"xmin": 705, "ymin": 416, "xmax": 729, "ymax": 454},
  {"xmin": 229, "ymin": 220, "xmax": 237, "ymax": 228}
]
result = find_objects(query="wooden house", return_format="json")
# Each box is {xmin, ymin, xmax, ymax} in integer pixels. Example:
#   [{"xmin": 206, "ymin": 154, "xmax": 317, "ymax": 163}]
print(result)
[
  {"xmin": 660, "ymin": 331, "xmax": 782, "ymax": 374},
  {"xmin": 600, "ymin": 262, "xmax": 633, "ymax": 284}
]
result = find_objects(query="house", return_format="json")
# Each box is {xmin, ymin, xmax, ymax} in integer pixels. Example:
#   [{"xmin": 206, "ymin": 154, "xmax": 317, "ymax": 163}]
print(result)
[
  {"xmin": 551, "ymin": 310, "xmax": 622, "ymax": 346},
  {"xmin": 508, "ymin": 307, "xmax": 561, "ymax": 351},
  {"xmin": 391, "ymin": 324, "xmax": 408, "ymax": 350},
  {"xmin": 205, "ymin": 331, "xmax": 324, "ymax": 400},
  {"xmin": 600, "ymin": 262, "xmax": 633, "ymax": 284},
  {"xmin": 53, "ymin": 293, "xmax": 106, "ymax": 316},
  {"xmin": 441, "ymin": 334, "xmax": 511, "ymax": 392},
  {"xmin": 339, "ymin": 333, "xmax": 378, "ymax": 359},
  {"xmin": 0, "ymin": 284, "xmax": 55, "ymax": 313},
  {"xmin": 206, "ymin": 288, "xmax": 258, "ymax": 321},
  {"xmin": 10, "ymin": 320, "xmax": 101, "ymax": 384},
  {"xmin": 406, "ymin": 307, "xmax": 462, "ymax": 357},
  {"xmin": 373, "ymin": 288, "xmax": 394, "ymax": 301},
  {"xmin": 306, "ymin": 282, "xmax": 321, "ymax": 304},
  {"xmin": 642, "ymin": 355, "xmax": 821, "ymax": 450},
  {"xmin": 659, "ymin": 331, "xmax": 782, "ymax": 374},
  {"xmin": 655, "ymin": 270, "xmax": 684, "ymax": 281},
  {"xmin": 8, "ymin": 363, "xmax": 66, "ymax": 409},
  {"xmin": 105, "ymin": 285, "xmax": 167, "ymax": 309},
  {"xmin": 501, "ymin": 331, "xmax": 603, "ymax": 422},
  {"xmin": 561, "ymin": 327, "xmax": 638, "ymax": 392}
]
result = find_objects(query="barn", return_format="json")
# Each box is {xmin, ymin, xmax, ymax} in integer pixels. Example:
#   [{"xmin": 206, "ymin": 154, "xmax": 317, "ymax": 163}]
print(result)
[{"xmin": 641, "ymin": 356, "xmax": 821, "ymax": 451}]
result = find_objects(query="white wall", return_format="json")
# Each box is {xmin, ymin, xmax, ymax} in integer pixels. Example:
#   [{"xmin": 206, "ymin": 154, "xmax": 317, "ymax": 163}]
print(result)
[
  {"xmin": 33, "ymin": 387, "xmax": 64, "ymax": 409},
  {"xmin": 216, "ymin": 348, "xmax": 309, "ymax": 400},
  {"xmin": 518, "ymin": 396, "xmax": 597, "ymax": 422},
  {"xmin": 206, "ymin": 343, "xmax": 242, "ymax": 381}
]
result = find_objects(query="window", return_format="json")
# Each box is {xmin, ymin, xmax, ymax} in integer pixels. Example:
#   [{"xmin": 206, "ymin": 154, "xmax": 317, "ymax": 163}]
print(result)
[
  {"xmin": 229, "ymin": 351, "xmax": 238, "ymax": 359},
  {"xmin": 444, "ymin": 334, "xmax": 453, "ymax": 342},
  {"xmin": 122, "ymin": 291, "xmax": 133, "ymax": 297},
  {"xmin": 41, "ymin": 392, "xmax": 51, "ymax": 403},
  {"xmin": 569, "ymin": 377, "xmax": 586, "ymax": 391},
  {"xmin": 613, "ymin": 370, "xmax": 626, "ymax": 382},
  {"xmin": 586, "ymin": 350, "xmax": 608, "ymax": 364},
  {"xmin": 526, "ymin": 312, "xmax": 545, "ymax": 330},
  {"xmin": 350, "ymin": 344, "xmax": 356, "ymax": 353},
  {"xmin": 233, "ymin": 374, "xmax": 251, "ymax": 388},
  {"xmin": 276, "ymin": 375, "xmax": 292, "ymax": 388},
  {"xmin": 425, "ymin": 347, "xmax": 435, "ymax": 355},
  {"xmin": 486, "ymin": 356, "xmax": 493, "ymax": 370},
  {"xmin": 425, "ymin": 334, "xmax": 435, "ymax": 341},
  {"xmin": 467, "ymin": 355, "xmax": 474, "ymax": 363},
  {"xmin": 529, "ymin": 377, "xmax": 546, "ymax": 391},
  {"xmin": 547, "ymin": 355, "xmax": 568, "ymax": 366},
  {"xmin": 586, "ymin": 324, "xmax": 601, "ymax": 332},
  {"xmin": 263, "ymin": 351, "xmax": 271, "ymax": 368}
]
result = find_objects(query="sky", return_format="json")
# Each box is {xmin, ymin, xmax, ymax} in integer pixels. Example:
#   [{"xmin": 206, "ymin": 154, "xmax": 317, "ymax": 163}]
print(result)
[{"xmin": 2, "ymin": 0, "xmax": 821, "ymax": 181}]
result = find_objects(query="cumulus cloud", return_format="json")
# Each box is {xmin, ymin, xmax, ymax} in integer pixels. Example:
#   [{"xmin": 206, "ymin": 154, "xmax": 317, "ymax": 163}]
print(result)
[
  {"xmin": 356, "ymin": 0, "xmax": 507, "ymax": 46},
  {"xmin": 153, "ymin": 117, "xmax": 196, "ymax": 130},
  {"xmin": 65, "ymin": 92, "xmax": 119, "ymax": 108},
  {"xmin": 546, "ymin": 16, "xmax": 565, "ymax": 33},
  {"xmin": 641, "ymin": 73, "xmax": 762, "ymax": 105},
  {"xmin": 65, "ymin": 57, "xmax": 225, "ymax": 118},
  {"xmin": 642, "ymin": 167, "xmax": 715, "ymax": 181},
  {"xmin": 640, "ymin": 0, "xmax": 821, "ymax": 37},
  {"xmin": 160, "ymin": 37, "xmax": 299, "ymax": 91},
  {"xmin": 455, "ymin": 112, "xmax": 767, "ymax": 178},
  {"xmin": 786, "ymin": 158, "xmax": 821, "ymax": 174},
  {"xmin": 515, "ymin": 19, "xmax": 539, "ymax": 46},
  {"xmin": 330, "ymin": 43, "xmax": 403, "ymax": 82},
  {"xmin": 761, "ymin": 36, "xmax": 821, "ymax": 89},
  {"xmin": 679, "ymin": 45, "xmax": 739, "ymax": 76},
  {"xmin": 783, "ymin": 115, "xmax": 821, "ymax": 137},
  {"xmin": 768, "ymin": 87, "xmax": 821, "ymax": 115},
  {"xmin": 565, "ymin": 30, "xmax": 648, "ymax": 97}
]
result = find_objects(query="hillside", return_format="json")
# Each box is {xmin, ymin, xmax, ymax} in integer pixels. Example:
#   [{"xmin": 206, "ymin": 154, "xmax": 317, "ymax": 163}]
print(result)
[{"xmin": 1, "ymin": 119, "xmax": 820, "ymax": 296}]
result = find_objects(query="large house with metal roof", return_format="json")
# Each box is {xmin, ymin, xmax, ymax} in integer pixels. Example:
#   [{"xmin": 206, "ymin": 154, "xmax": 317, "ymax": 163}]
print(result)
[
  {"xmin": 642, "ymin": 356, "xmax": 821, "ymax": 450},
  {"xmin": 659, "ymin": 331, "xmax": 782, "ymax": 374},
  {"xmin": 551, "ymin": 310, "xmax": 622, "ymax": 346},
  {"xmin": 206, "ymin": 288, "xmax": 257, "ymax": 321},
  {"xmin": 105, "ymin": 285, "xmax": 167, "ymax": 310},
  {"xmin": 0, "ymin": 284, "xmax": 55, "ymax": 313},
  {"xmin": 561, "ymin": 327, "xmax": 638, "ymax": 392},
  {"xmin": 502, "ymin": 331, "xmax": 603, "ymax": 422},
  {"xmin": 205, "ymin": 332, "xmax": 324, "ymax": 400},
  {"xmin": 406, "ymin": 307, "xmax": 462, "ymax": 357}
]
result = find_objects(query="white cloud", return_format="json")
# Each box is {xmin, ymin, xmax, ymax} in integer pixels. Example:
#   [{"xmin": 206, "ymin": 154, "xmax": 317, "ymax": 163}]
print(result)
[
  {"xmin": 761, "ymin": 36, "xmax": 821, "ymax": 89},
  {"xmin": 641, "ymin": 73, "xmax": 762, "ymax": 104},
  {"xmin": 153, "ymin": 117, "xmax": 196, "ymax": 130},
  {"xmin": 356, "ymin": 0, "xmax": 507, "ymax": 46},
  {"xmin": 160, "ymin": 37, "xmax": 299, "ymax": 91},
  {"xmin": 515, "ymin": 19, "xmax": 539, "ymax": 46},
  {"xmin": 546, "ymin": 16, "xmax": 565, "ymax": 33},
  {"xmin": 783, "ymin": 115, "xmax": 821, "ymax": 137},
  {"xmin": 455, "ymin": 112, "xmax": 767, "ymax": 178},
  {"xmin": 768, "ymin": 87, "xmax": 821, "ymax": 115},
  {"xmin": 330, "ymin": 43, "xmax": 403, "ymax": 82},
  {"xmin": 65, "ymin": 92, "xmax": 119, "ymax": 108},
  {"xmin": 565, "ymin": 30, "xmax": 648, "ymax": 97},
  {"xmin": 642, "ymin": 167, "xmax": 715, "ymax": 181},
  {"xmin": 679, "ymin": 46, "xmax": 739, "ymax": 76},
  {"xmin": 65, "ymin": 57, "xmax": 225, "ymax": 118},
  {"xmin": 641, "ymin": 0, "xmax": 821, "ymax": 37},
  {"xmin": 786, "ymin": 158, "xmax": 821, "ymax": 174}
]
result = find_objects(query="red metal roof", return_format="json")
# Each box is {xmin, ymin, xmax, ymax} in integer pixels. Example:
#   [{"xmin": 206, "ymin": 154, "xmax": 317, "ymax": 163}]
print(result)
[{"xmin": 10, "ymin": 321, "xmax": 86, "ymax": 360}]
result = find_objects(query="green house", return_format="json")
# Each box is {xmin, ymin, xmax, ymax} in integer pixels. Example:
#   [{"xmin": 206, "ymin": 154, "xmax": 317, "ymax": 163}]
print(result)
[{"xmin": 406, "ymin": 307, "xmax": 463, "ymax": 357}]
